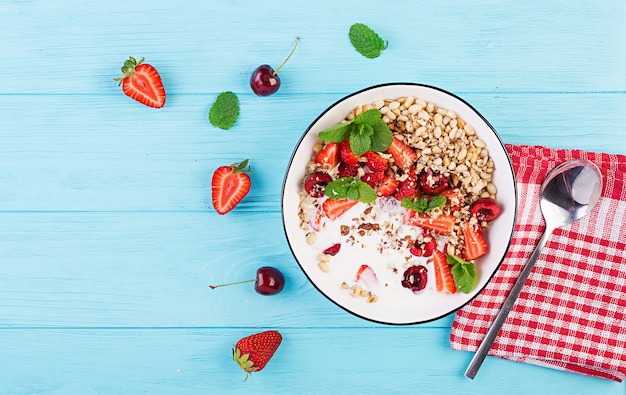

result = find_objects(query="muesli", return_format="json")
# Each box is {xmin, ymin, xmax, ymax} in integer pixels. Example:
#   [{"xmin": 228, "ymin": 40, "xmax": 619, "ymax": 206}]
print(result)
[{"xmin": 298, "ymin": 96, "xmax": 502, "ymax": 302}]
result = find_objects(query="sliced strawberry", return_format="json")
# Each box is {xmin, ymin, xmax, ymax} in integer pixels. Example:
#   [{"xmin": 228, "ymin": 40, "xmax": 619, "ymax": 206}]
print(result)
[
  {"xmin": 387, "ymin": 137, "xmax": 417, "ymax": 169},
  {"xmin": 433, "ymin": 249, "xmax": 456, "ymax": 294},
  {"xmin": 315, "ymin": 143, "xmax": 340, "ymax": 169},
  {"xmin": 309, "ymin": 204, "xmax": 323, "ymax": 231},
  {"xmin": 402, "ymin": 211, "xmax": 456, "ymax": 235},
  {"xmin": 395, "ymin": 167, "xmax": 417, "ymax": 200},
  {"xmin": 440, "ymin": 188, "xmax": 463, "ymax": 211},
  {"xmin": 211, "ymin": 160, "xmax": 252, "ymax": 215},
  {"xmin": 337, "ymin": 162, "xmax": 359, "ymax": 178},
  {"xmin": 354, "ymin": 264, "xmax": 378, "ymax": 289},
  {"xmin": 360, "ymin": 171, "xmax": 385, "ymax": 188},
  {"xmin": 364, "ymin": 151, "xmax": 388, "ymax": 172},
  {"xmin": 115, "ymin": 56, "xmax": 166, "ymax": 108},
  {"xmin": 462, "ymin": 221, "xmax": 488, "ymax": 260},
  {"xmin": 340, "ymin": 139, "xmax": 361, "ymax": 166},
  {"xmin": 377, "ymin": 176, "xmax": 400, "ymax": 197},
  {"xmin": 322, "ymin": 198, "xmax": 359, "ymax": 220}
]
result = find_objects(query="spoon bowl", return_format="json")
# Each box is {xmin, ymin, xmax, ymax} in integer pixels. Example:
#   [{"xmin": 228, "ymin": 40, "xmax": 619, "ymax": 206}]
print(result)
[{"xmin": 465, "ymin": 159, "xmax": 603, "ymax": 379}]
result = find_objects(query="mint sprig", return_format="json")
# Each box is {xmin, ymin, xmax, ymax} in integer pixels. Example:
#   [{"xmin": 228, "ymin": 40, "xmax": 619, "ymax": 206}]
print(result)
[
  {"xmin": 318, "ymin": 109, "xmax": 392, "ymax": 155},
  {"xmin": 447, "ymin": 255, "xmax": 477, "ymax": 294},
  {"xmin": 349, "ymin": 23, "xmax": 387, "ymax": 59},
  {"xmin": 209, "ymin": 91, "xmax": 239, "ymax": 130},
  {"xmin": 324, "ymin": 177, "xmax": 376, "ymax": 204},
  {"xmin": 401, "ymin": 195, "xmax": 446, "ymax": 213}
]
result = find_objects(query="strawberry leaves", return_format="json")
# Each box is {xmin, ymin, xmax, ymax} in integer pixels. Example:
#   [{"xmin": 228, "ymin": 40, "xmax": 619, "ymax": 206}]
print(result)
[
  {"xmin": 349, "ymin": 23, "xmax": 387, "ymax": 59},
  {"xmin": 318, "ymin": 109, "xmax": 392, "ymax": 155},
  {"xmin": 447, "ymin": 254, "xmax": 477, "ymax": 294},
  {"xmin": 209, "ymin": 91, "xmax": 240, "ymax": 130}
]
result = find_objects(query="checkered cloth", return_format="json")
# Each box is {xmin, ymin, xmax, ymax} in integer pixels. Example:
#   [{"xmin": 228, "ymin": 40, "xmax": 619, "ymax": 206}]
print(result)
[{"xmin": 450, "ymin": 144, "xmax": 626, "ymax": 381}]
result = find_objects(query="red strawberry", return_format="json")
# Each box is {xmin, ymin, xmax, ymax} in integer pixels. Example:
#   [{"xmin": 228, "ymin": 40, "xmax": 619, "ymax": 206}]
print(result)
[
  {"xmin": 387, "ymin": 137, "xmax": 417, "ymax": 169},
  {"xmin": 233, "ymin": 330, "xmax": 282, "ymax": 381},
  {"xmin": 462, "ymin": 221, "xmax": 488, "ymax": 260},
  {"xmin": 440, "ymin": 188, "xmax": 463, "ymax": 211},
  {"xmin": 354, "ymin": 264, "xmax": 378, "ymax": 289},
  {"xmin": 402, "ymin": 211, "xmax": 456, "ymax": 235},
  {"xmin": 395, "ymin": 167, "xmax": 417, "ymax": 200},
  {"xmin": 364, "ymin": 151, "xmax": 388, "ymax": 172},
  {"xmin": 323, "ymin": 243, "xmax": 341, "ymax": 256},
  {"xmin": 211, "ymin": 160, "xmax": 252, "ymax": 215},
  {"xmin": 360, "ymin": 171, "xmax": 385, "ymax": 188},
  {"xmin": 409, "ymin": 231, "xmax": 436, "ymax": 257},
  {"xmin": 377, "ymin": 176, "xmax": 400, "ymax": 197},
  {"xmin": 115, "ymin": 56, "xmax": 166, "ymax": 108},
  {"xmin": 322, "ymin": 198, "xmax": 359, "ymax": 220},
  {"xmin": 315, "ymin": 143, "xmax": 340, "ymax": 169},
  {"xmin": 340, "ymin": 139, "xmax": 361, "ymax": 166},
  {"xmin": 433, "ymin": 249, "xmax": 456, "ymax": 293}
]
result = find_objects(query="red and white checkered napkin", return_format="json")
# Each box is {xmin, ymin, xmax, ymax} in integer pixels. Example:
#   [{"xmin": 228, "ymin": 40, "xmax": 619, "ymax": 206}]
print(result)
[{"xmin": 450, "ymin": 144, "xmax": 626, "ymax": 381}]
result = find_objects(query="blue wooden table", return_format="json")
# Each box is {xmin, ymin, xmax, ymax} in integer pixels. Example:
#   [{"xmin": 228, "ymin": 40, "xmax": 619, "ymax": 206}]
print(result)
[{"xmin": 1, "ymin": 1, "xmax": 625, "ymax": 394}]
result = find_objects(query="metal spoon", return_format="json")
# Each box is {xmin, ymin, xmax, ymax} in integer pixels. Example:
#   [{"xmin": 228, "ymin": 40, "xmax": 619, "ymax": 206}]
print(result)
[{"xmin": 465, "ymin": 159, "xmax": 603, "ymax": 379}]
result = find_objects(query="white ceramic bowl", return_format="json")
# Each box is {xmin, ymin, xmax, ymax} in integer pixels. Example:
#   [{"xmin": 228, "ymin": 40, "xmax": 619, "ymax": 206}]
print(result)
[{"xmin": 282, "ymin": 83, "xmax": 517, "ymax": 325}]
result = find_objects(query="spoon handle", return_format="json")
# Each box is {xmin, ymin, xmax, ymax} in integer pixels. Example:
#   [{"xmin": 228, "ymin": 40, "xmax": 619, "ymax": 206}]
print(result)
[{"xmin": 465, "ymin": 226, "xmax": 555, "ymax": 379}]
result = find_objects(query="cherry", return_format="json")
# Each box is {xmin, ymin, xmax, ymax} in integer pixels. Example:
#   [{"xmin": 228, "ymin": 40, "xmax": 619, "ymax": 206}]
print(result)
[
  {"xmin": 304, "ymin": 171, "xmax": 332, "ymax": 197},
  {"xmin": 209, "ymin": 266, "xmax": 285, "ymax": 296},
  {"xmin": 401, "ymin": 265, "xmax": 428, "ymax": 294},
  {"xmin": 409, "ymin": 232, "xmax": 436, "ymax": 257},
  {"xmin": 250, "ymin": 37, "xmax": 300, "ymax": 96},
  {"xmin": 419, "ymin": 168, "xmax": 449, "ymax": 195},
  {"xmin": 470, "ymin": 198, "xmax": 501, "ymax": 222}
]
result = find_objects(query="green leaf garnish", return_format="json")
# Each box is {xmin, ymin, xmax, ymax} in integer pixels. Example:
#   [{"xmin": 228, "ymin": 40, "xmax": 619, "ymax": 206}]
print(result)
[
  {"xmin": 209, "ymin": 91, "xmax": 239, "ymax": 130},
  {"xmin": 447, "ymin": 255, "xmax": 477, "ymax": 294},
  {"xmin": 401, "ymin": 195, "xmax": 447, "ymax": 213},
  {"xmin": 324, "ymin": 177, "xmax": 376, "ymax": 204},
  {"xmin": 349, "ymin": 23, "xmax": 387, "ymax": 59},
  {"xmin": 318, "ymin": 122, "xmax": 352, "ymax": 142},
  {"xmin": 317, "ymin": 109, "xmax": 392, "ymax": 157}
]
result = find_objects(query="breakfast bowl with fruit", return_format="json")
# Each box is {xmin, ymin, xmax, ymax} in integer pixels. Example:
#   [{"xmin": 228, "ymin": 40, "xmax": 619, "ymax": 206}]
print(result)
[{"xmin": 282, "ymin": 83, "xmax": 517, "ymax": 325}]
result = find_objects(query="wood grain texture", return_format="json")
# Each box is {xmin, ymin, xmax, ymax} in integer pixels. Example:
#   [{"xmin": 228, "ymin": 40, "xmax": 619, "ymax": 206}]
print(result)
[{"xmin": 1, "ymin": 0, "xmax": 624, "ymax": 393}]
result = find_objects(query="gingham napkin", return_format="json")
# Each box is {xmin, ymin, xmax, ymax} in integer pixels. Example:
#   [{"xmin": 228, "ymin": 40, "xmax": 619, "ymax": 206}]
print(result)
[{"xmin": 450, "ymin": 144, "xmax": 626, "ymax": 381}]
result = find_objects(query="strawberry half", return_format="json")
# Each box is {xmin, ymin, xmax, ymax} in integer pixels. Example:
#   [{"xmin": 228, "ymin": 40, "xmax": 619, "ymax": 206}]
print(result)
[
  {"xmin": 233, "ymin": 330, "xmax": 282, "ymax": 381},
  {"xmin": 395, "ymin": 167, "xmax": 417, "ymax": 200},
  {"xmin": 402, "ymin": 211, "xmax": 456, "ymax": 235},
  {"xmin": 377, "ymin": 176, "xmax": 400, "ymax": 197},
  {"xmin": 322, "ymin": 198, "xmax": 358, "ymax": 220},
  {"xmin": 387, "ymin": 137, "xmax": 417, "ymax": 169},
  {"xmin": 115, "ymin": 56, "xmax": 166, "ymax": 108},
  {"xmin": 364, "ymin": 151, "xmax": 388, "ymax": 172},
  {"xmin": 433, "ymin": 249, "xmax": 456, "ymax": 294},
  {"xmin": 462, "ymin": 221, "xmax": 489, "ymax": 260},
  {"xmin": 315, "ymin": 143, "xmax": 340, "ymax": 169},
  {"xmin": 211, "ymin": 160, "xmax": 253, "ymax": 215},
  {"xmin": 340, "ymin": 139, "xmax": 362, "ymax": 166}
]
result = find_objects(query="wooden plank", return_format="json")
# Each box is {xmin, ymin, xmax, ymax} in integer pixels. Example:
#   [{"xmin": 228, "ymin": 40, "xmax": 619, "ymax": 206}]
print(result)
[
  {"xmin": 0, "ymin": 93, "xmax": 624, "ymax": 211},
  {"xmin": 0, "ymin": 328, "xmax": 620, "ymax": 394},
  {"xmin": 0, "ymin": 1, "xmax": 624, "ymax": 94}
]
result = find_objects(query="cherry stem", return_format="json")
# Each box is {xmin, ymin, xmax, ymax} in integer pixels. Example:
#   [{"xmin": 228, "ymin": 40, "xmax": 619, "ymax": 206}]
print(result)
[
  {"xmin": 273, "ymin": 36, "xmax": 300, "ymax": 76},
  {"xmin": 209, "ymin": 279, "xmax": 255, "ymax": 289}
]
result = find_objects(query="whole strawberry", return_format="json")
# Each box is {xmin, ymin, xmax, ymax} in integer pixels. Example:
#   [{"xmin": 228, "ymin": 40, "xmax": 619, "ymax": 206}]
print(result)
[
  {"xmin": 114, "ymin": 56, "xmax": 166, "ymax": 108},
  {"xmin": 211, "ymin": 159, "xmax": 253, "ymax": 215},
  {"xmin": 233, "ymin": 330, "xmax": 282, "ymax": 380}
]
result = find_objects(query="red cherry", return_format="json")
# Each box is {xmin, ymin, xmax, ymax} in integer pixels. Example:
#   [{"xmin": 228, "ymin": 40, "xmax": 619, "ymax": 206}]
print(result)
[
  {"xmin": 304, "ymin": 171, "xmax": 332, "ymax": 197},
  {"xmin": 401, "ymin": 265, "xmax": 428, "ymax": 294},
  {"xmin": 209, "ymin": 266, "xmax": 285, "ymax": 296},
  {"xmin": 470, "ymin": 198, "xmax": 501, "ymax": 222},
  {"xmin": 250, "ymin": 37, "xmax": 300, "ymax": 96},
  {"xmin": 419, "ymin": 169, "xmax": 449, "ymax": 195}
]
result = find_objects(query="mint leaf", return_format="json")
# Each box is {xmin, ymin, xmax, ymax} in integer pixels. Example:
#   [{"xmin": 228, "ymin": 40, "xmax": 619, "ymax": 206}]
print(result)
[
  {"xmin": 318, "ymin": 122, "xmax": 352, "ymax": 142},
  {"xmin": 427, "ymin": 195, "xmax": 447, "ymax": 210},
  {"xmin": 370, "ymin": 120, "xmax": 393, "ymax": 151},
  {"xmin": 209, "ymin": 91, "xmax": 239, "ymax": 130},
  {"xmin": 324, "ymin": 177, "xmax": 376, "ymax": 203},
  {"xmin": 355, "ymin": 178, "xmax": 376, "ymax": 203},
  {"xmin": 401, "ymin": 195, "xmax": 447, "ymax": 213},
  {"xmin": 349, "ymin": 23, "xmax": 387, "ymax": 59},
  {"xmin": 350, "ymin": 123, "xmax": 373, "ymax": 155},
  {"xmin": 354, "ymin": 109, "xmax": 382, "ymax": 124},
  {"xmin": 447, "ymin": 255, "xmax": 477, "ymax": 294}
]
